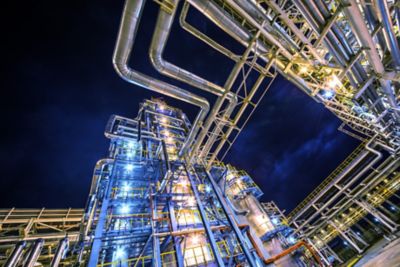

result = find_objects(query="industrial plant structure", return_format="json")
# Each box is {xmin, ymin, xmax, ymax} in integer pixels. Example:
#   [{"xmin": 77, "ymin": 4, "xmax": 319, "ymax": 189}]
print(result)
[{"xmin": 1, "ymin": 0, "xmax": 399, "ymax": 266}]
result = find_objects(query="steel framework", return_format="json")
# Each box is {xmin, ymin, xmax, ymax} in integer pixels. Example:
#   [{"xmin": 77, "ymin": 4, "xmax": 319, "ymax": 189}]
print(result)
[{"xmin": 1, "ymin": 0, "xmax": 400, "ymax": 266}]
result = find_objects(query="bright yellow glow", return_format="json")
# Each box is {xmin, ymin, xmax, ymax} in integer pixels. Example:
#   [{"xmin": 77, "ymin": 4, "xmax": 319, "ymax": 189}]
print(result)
[
  {"xmin": 160, "ymin": 117, "xmax": 168, "ymax": 124},
  {"xmin": 326, "ymin": 75, "xmax": 340, "ymax": 89},
  {"xmin": 299, "ymin": 65, "xmax": 309, "ymax": 74}
]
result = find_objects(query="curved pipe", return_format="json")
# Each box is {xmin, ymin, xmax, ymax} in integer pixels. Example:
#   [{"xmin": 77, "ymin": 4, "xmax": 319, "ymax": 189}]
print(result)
[
  {"xmin": 149, "ymin": 0, "xmax": 238, "ymax": 158},
  {"xmin": 149, "ymin": 0, "xmax": 225, "ymax": 96},
  {"xmin": 225, "ymin": 194, "xmax": 249, "ymax": 216},
  {"xmin": 113, "ymin": 0, "xmax": 210, "ymax": 157}
]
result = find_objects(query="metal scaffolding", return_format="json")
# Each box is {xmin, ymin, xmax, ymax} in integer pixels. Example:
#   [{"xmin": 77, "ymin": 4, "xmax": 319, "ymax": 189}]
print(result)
[{"xmin": 2, "ymin": 0, "xmax": 400, "ymax": 266}]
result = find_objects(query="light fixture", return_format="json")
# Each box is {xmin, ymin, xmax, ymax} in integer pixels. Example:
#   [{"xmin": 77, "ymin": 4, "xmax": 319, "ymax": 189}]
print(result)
[
  {"xmin": 127, "ymin": 142, "xmax": 135, "ymax": 148},
  {"xmin": 189, "ymin": 234, "xmax": 200, "ymax": 245},
  {"xmin": 271, "ymin": 217, "xmax": 279, "ymax": 225},
  {"xmin": 205, "ymin": 185, "xmax": 211, "ymax": 193},
  {"xmin": 120, "ymin": 204, "xmax": 130, "ymax": 214},
  {"xmin": 125, "ymin": 164, "xmax": 134, "ymax": 171},
  {"xmin": 326, "ymin": 75, "xmax": 340, "ymax": 89},
  {"xmin": 322, "ymin": 89, "xmax": 335, "ymax": 100},
  {"xmin": 298, "ymin": 65, "xmax": 309, "ymax": 74},
  {"xmin": 187, "ymin": 197, "xmax": 196, "ymax": 207},
  {"xmin": 115, "ymin": 247, "xmax": 126, "ymax": 260}
]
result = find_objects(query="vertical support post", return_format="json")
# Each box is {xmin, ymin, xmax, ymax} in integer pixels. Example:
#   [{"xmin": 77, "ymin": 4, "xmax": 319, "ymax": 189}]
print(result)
[{"xmin": 185, "ymin": 166, "xmax": 225, "ymax": 267}]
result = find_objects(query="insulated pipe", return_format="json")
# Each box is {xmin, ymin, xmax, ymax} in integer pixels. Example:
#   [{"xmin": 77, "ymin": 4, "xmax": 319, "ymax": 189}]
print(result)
[
  {"xmin": 187, "ymin": 0, "xmax": 313, "ymax": 97},
  {"xmin": 149, "ymin": 0, "xmax": 238, "ymax": 158},
  {"xmin": 343, "ymin": 0, "xmax": 399, "ymax": 116},
  {"xmin": 374, "ymin": 0, "xmax": 400, "ymax": 69},
  {"xmin": 4, "ymin": 241, "xmax": 26, "ymax": 267},
  {"xmin": 224, "ymin": 0, "xmax": 293, "ymax": 60},
  {"xmin": 113, "ymin": 0, "xmax": 210, "ymax": 157},
  {"xmin": 50, "ymin": 237, "xmax": 69, "ymax": 267},
  {"xmin": 24, "ymin": 239, "xmax": 44, "ymax": 267},
  {"xmin": 149, "ymin": 0, "xmax": 231, "ymax": 97}
]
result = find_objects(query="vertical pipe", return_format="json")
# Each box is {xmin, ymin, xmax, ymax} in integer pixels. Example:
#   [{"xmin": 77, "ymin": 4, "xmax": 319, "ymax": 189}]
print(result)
[{"xmin": 4, "ymin": 241, "xmax": 26, "ymax": 267}]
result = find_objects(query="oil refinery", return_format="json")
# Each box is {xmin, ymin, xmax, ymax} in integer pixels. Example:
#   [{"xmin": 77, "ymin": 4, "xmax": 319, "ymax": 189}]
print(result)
[{"xmin": 1, "ymin": 0, "xmax": 400, "ymax": 266}]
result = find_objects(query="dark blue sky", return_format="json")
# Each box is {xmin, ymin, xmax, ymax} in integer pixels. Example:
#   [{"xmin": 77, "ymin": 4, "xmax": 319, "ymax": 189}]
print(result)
[{"xmin": 1, "ymin": 0, "xmax": 359, "ymax": 212}]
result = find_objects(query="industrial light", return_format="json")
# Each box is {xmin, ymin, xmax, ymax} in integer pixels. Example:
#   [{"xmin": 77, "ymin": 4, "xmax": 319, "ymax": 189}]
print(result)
[
  {"xmin": 205, "ymin": 185, "xmax": 211, "ymax": 193},
  {"xmin": 115, "ymin": 247, "xmax": 126, "ymax": 260},
  {"xmin": 271, "ymin": 217, "xmax": 279, "ymax": 225},
  {"xmin": 126, "ymin": 152, "xmax": 133, "ymax": 158},
  {"xmin": 287, "ymin": 236, "xmax": 296, "ymax": 244},
  {"xmin": 187, "ymin": 197, "xmax": 196, "ymax": 207},
  {"xmin": 158, "ymin": 104, "xmax": 165, "ymax": 111},
  {"xmin": 125, "ymin": 164, "xmax": 134, "ymax": 171},
  {"xmin": 189, "ymin": 234, "xmax": 200, "ymax": 245},
  {"xmin": 298, "ymin": 65, "xmax": 309, "ymax": 74},
  {"xmin": 322, "ymin": 89, "xmax": 335, "ymax": 100},
  {"xmin": 343, "ymin": 241, "xmax": 348, "ymax": 246},
  {"xmin": 390, "ymin": 206, "xmax": 396, "ymax": 211},
  {"xmin": 120, "ymin": 204, "xmax": 130, "ymax": 214},
  {"xmin": 164, "ymin": 131, "xmax": 170, "ymax": 137},
  {"xmin": 160, "ymin": 117, "xmax": 168, "ymax": 124},
  {"xmin": 127, "ymin": 142, "xmax": 135, "ymax": 148},
  {"xmin": 373, "ymin": 217, "xmax": 379, "ymax": 223},
  {"xmin": 326, "ymin": 75, "xmax": 340, "ymax": 89}
]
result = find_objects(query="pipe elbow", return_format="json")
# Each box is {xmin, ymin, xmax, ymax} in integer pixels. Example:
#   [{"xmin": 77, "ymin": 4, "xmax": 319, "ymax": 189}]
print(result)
[
  {"xmin": 149, "ymin": 48, "xmax": 167, "ymax": 73},
  {"xmin": 112, "ymin": 60, "xmax": 131, "ymax": 83}
]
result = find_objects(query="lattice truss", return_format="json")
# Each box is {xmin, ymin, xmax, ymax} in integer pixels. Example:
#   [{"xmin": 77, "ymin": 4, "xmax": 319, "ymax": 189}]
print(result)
[{"xmin": 174, "ymin": 0, "xmax": 400, "ymax": 165}]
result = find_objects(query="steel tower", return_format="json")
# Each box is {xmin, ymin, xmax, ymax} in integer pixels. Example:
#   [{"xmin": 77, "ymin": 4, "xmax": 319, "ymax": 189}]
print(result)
[{"xmin": 1, "ymin": 0, "xmax": 400, "ymax": 266}]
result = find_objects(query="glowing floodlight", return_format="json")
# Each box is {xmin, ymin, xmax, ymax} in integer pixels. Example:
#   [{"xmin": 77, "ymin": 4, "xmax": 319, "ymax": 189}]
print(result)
[
  {"xmin": 115, "ymin": 247, "xmax": 126, "ymax": 259},
  {"xmin": 120, "ymin": 204, "xmax": 130, "ymax": 214},
  {"xmin": 125, "ymin": 164, "xmax": 134, "ymax": 171}
]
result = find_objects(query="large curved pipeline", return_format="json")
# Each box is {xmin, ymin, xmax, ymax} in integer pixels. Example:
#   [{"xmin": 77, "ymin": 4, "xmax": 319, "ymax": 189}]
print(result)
[
  {"xmin": 148, "ymin": 0, "xmax": 238, "ymax": 159},
  {"xmin": 113, "ymin": 0, "xmax": 210, "ymax": 157}
]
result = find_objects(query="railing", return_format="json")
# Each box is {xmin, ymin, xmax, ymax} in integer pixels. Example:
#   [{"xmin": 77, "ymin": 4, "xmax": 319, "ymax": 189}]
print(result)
[{"xmin": 288, "ymin": 142, "xmax": 366, "ymax": 220}]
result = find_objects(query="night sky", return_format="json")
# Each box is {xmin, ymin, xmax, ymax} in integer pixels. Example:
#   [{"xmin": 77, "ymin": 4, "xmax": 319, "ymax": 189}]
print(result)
[{"xmin": 1, "ymin": 0, "xmax": 359, "ymax": 212}]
